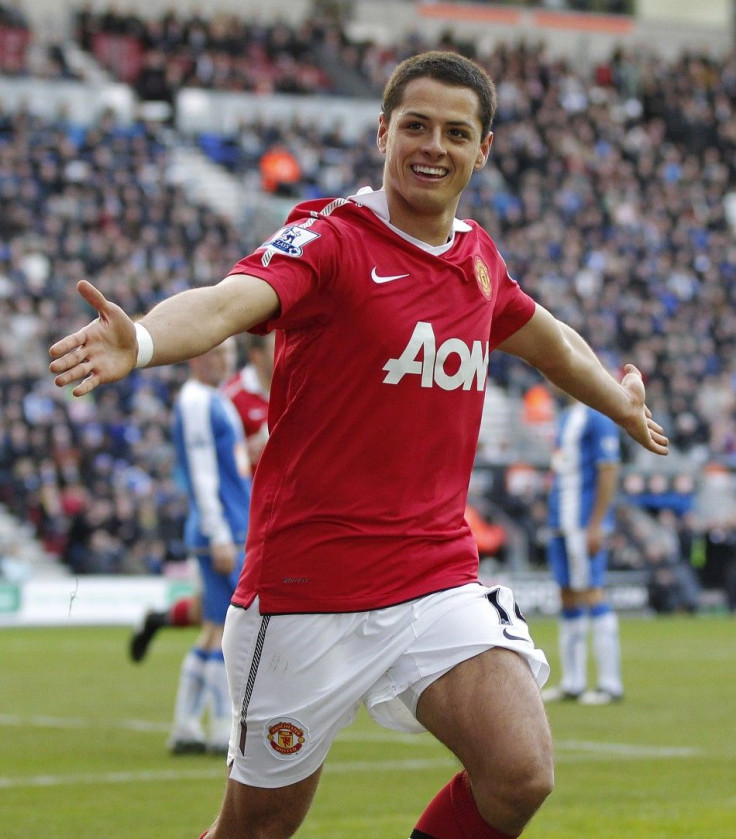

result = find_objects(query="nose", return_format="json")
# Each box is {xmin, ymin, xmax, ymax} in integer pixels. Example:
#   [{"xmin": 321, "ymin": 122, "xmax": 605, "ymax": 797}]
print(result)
[{"xmin": 421, "ymin": 127, "xmax": 445, "ymax": 157}]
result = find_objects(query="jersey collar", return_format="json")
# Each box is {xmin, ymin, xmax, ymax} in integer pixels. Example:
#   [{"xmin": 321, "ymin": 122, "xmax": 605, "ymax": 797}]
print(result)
[{"xmin": 348, "ymin": 187, "xmax": 472, "ymax": 256}]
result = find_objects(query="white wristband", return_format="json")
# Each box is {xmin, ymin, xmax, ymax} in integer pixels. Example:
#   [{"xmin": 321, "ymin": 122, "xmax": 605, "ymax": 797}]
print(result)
[{"xmin": 134, "ymin": 322, "xmax": 154, "ymax": 368}]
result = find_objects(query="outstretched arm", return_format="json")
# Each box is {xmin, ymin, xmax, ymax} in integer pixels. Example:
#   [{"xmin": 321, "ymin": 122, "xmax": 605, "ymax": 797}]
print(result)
[
  {"xmin": 497, "ymin": 304, "xmax": 669, "ymax": 456},
  {"xmin": 49, "ymin": 274, "xmax": 280, "ymax": 397}
]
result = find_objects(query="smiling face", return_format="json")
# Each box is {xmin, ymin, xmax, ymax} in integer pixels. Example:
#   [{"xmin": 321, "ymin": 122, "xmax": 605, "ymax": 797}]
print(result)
[{"xmin": 377, "ymin": 76, "xmax": 493, "ymax": 245}]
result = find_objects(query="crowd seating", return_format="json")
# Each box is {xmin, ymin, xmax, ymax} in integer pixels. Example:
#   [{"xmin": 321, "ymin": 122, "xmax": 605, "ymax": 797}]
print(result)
[
  {"xmin": 0, "ymin": 108, "xmax": 246, "ymax": 573},
  {"xmin": 74, "ymin": 9, "xmax": 335, "ymax": 99}
]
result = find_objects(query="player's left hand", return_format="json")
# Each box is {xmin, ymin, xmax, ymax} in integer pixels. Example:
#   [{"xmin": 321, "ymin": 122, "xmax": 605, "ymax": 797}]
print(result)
[{"xmin": 619, "ymin": 364, "xmax": 669, "ymax": 456}]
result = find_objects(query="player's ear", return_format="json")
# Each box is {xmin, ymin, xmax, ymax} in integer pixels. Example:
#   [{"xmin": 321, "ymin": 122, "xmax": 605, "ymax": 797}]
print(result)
[
  {"xmin": 474, "ymin": 131, "xmax": 493, "ymax": 170},
  {"xmin": 377, "ymin": 114, "xmax": 388, "ymax": 155}
]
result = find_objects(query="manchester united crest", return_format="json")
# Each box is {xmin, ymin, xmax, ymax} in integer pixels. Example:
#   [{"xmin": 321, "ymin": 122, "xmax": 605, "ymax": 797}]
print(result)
[
  {"xmin": 474, "ymin": 256, "xmax": 492, "ymax": 300},
  {"xmin": 266, "ymin": 717, "xmax": 308, "ymax": 759}
]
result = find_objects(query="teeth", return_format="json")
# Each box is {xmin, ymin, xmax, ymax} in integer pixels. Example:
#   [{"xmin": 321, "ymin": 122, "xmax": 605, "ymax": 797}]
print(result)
[{"xmin": 413, "ymin": 165, "xmax": 446, "ymax": 177}]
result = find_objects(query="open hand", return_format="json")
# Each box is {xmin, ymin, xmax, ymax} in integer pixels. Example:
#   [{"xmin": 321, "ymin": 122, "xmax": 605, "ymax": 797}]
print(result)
[
  {"xmin": 620, "ymin": 364, "xmax": 669, "ymax": 456},
  {"xmin": 49, "ymin": 281, "xmax": 138, "ymax": 397}
]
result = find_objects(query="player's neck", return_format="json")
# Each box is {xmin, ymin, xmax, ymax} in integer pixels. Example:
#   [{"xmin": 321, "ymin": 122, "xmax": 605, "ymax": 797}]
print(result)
[{"xmin": 384, "ymin": 193, "xmax": 455, "ymax": 247}]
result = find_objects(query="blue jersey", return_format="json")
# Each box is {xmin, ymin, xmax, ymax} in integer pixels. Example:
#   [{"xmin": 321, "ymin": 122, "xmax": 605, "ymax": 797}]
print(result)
[
  {"xmin": 547, "ymin": 403, "xmax": 620, "ymax": 533},
  {"xmin": 172, "ymin": 379, "xmax": 252, "ymax": 552}
]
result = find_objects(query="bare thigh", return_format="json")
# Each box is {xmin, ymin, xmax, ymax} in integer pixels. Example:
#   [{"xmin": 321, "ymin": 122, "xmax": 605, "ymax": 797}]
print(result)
[
  {"xmin": 206, "ymin": 766, "xmax": 323, "ymax": 839},
  {"xmin": 416, "ymin": 647, "xmax": 554, "ymax": 833}
]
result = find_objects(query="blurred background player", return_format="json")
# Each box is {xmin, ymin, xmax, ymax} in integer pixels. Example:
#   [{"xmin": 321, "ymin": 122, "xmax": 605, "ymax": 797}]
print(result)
[
  {"xmin": 129, "ymin": 334, "xmax": 273, "ymax": 664},
  {"xmin": 223, "ymin": 333, "xmax": 275, "ymax": 470},
  {"xmin": 166, "ymin": 339, "xmax": 252, "ymax": 754},
  {"xmin": 542, "ymin": 394, "xmax": 624, "ymax": 705}
]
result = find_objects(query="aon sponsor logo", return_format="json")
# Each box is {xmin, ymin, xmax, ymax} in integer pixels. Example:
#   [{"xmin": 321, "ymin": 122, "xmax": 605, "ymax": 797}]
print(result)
[{"xmin": 383, "ymin": 322, "xmax": 489, "ymax": 391}]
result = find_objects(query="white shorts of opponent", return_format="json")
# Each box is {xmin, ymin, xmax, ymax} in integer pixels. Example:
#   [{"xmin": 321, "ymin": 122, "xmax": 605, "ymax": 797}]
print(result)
[{"xmin": 222, "ymin": 582, "xmax": 549, "ymax": 788}]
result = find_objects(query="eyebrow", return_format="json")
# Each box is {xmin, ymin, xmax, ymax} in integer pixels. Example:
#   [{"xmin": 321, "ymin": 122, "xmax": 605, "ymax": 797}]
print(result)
[{"xmin": 401, "ymin": 110, "xmax": 477, "ymax": 130}]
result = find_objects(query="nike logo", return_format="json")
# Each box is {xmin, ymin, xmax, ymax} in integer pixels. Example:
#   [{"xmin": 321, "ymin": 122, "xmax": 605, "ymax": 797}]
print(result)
[
  {"xmin": 502, "ymin": 628, "xmax": 529, "ymax": 643},
  {"xmin": 371, "ymin": 267, "xmax": 410, "ymax": 284}
]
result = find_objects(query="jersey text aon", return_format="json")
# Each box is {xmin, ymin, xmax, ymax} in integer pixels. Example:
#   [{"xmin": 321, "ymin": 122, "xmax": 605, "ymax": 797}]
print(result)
[{"xmin": 382, "ymin": 322, "xmax": 489, "ymax": 391}]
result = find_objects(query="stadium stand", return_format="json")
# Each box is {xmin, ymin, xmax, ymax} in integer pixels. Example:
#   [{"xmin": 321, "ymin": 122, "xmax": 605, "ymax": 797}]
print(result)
[{"xmin": 2, "ymin": 3, "xmax": 736, "ymax": 610}]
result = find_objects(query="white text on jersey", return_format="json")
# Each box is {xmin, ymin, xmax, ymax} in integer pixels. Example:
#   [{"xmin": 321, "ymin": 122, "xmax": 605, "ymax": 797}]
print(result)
[{"xmin": 382, "ymin": 322, "xmax": 489, "ymax": 391}]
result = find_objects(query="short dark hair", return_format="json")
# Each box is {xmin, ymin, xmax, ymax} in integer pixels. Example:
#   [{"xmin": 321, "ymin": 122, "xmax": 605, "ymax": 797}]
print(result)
[{"xmin": 381, "ymin": 51, "xmax": 497, "ymax": 136}]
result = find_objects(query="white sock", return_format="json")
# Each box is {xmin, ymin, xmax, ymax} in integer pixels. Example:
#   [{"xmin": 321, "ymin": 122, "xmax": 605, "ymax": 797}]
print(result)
[
  {"xmin": 170, "ymin": 648, "xmax": 207, "ymax": 741},
  {"xmin": 204, "ymin": 652, "xmax": 232, "ymax": 747},
  {"xmin": 591, "ymin": 609, "xmax": 623, "ymax": 695},
  {"xmin": 559, "ymin": 612, "xmax": 589, "ymax": 695}
]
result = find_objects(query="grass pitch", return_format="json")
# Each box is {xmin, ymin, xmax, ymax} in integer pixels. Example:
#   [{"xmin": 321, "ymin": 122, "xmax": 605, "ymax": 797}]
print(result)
[{"xmin": 1, "ymin": 613, "xmax": 734, "ymax": 838}]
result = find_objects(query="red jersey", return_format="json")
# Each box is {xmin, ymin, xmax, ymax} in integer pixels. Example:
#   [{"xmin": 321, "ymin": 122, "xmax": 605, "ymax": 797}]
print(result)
[{"xmin": 228, "ymin": 191, "xmax": 535, "ymax": 614}]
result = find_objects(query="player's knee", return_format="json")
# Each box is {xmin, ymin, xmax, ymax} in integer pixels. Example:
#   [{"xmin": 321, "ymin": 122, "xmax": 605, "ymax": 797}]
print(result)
[
  {"xmin": 253, "ymin": 812, "xmax": 304, "ymax": 838},
  {"xmin": 520, "ymin": 758, "xmax": 554, "ymax": 813},
  {"xmin": 475, "ymin": 749, "xmax": 554, "ymax": 827},
  {"xmin": 503, "ymin": 753, "xmax": 554, "ymax": 822}
]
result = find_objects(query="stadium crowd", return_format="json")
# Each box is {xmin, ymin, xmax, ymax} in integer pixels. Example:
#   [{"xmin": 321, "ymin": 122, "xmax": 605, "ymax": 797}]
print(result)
[
  {"xmin": 0, "ymin": 108, "xmax": 246, "ymax": 573},
  {"xmin": 73, "ymin": 6, "xmax": 335, "ymax": 98},
  {"xmin": 2, "ymin": 9, "xmax": 736, "ymax": 601}
]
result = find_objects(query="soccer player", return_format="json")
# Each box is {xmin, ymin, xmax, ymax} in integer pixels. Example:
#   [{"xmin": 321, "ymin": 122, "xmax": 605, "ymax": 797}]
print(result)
[
  {"xmin": 129, "ymin": 334, "xmax": 273, "ymax": 665},
  {"xmin": 167, "ymin": 340, "xmax": 252, "ymax": 754},
  {"xmin": 542, "ymin": 396, "xmax": 624, "ymax": 705},
  {"xmin": 129, "ymin": 595, "xmax": 201, "ymax": 664},
  {"xmin": 50, "ymin": 51, "xmax": 668, "ymax": 839},
  {"xmin": 222, "ymin": 333, "xmax": 274, "ymax": 472}
]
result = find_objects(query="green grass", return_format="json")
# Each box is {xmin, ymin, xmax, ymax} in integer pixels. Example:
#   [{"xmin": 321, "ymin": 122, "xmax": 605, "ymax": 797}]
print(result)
[{"xmin": 1, "ymin": 614, "xmax": 734, "ymax": 838}]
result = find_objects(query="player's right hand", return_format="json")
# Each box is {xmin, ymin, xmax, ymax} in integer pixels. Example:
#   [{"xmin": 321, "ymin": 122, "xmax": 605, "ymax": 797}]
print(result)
[
  {"xmin": 49, "ymin": 280, "xmax": 138, "ymax": 397},
  {"xmin": 211, "ymin": 543, "xmax": 237, "ymax": 575}
]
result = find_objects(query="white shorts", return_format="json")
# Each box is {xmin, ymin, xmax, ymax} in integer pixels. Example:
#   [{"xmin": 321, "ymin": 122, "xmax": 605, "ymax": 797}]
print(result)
[{"xmin": 222, "ymin": 583, "xmax": 549, "ymax": 788}]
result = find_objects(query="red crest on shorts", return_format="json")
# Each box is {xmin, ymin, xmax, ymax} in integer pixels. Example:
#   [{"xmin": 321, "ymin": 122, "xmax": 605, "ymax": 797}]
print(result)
[
  {"xmin": 266, "ymin": 719, "xmax": 307, "ymax": 757},
  {"xmin": 474, "ymin": 256, "xmax": 492, "ymax": 300}
]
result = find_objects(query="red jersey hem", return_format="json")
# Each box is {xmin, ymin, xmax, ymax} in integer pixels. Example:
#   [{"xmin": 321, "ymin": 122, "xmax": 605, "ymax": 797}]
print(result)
[{"xmin": 229, "ymin": 579, "xmax": 481, "ymax": 615}]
